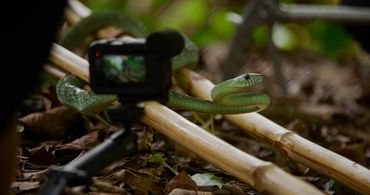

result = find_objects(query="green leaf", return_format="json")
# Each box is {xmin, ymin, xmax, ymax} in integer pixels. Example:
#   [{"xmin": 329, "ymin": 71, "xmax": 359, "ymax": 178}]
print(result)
[
  {"xmin": 84, "ymin": 0, "xmax": 125, "ymax": 12},
  {"xmin": 323, "ymin": 179, "xmax": 335, "ymax": 192},
  {"xmin": 191, "ymin": 173, "xmax": 224, "ymax": 189},
  {"xmin": 306, "ymin": 21, "xmax": 353, "ymax": 58},
  {"xmin": 158, "ymin": 0, "xmax": 207, "ymax": 31},
  {"xmin": 147, "ymin": 153, "xmax": 166, "ymax": 164},
  {"xmin": 148, "ymin": 153, "xmax": 178, "ymax": 175},
  {"xmin": 209, "ymin": 10, "xmax": 235, "ymax": 40},
  {"xmin": 252, "ymin": 24, "xmax": 268, "ymax": 47}
]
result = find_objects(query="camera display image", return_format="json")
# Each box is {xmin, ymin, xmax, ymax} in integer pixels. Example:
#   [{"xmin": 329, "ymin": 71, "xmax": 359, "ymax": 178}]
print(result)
[{"xmin": 101, "ymin": 54, "xmax": 146, "ymax": 84}]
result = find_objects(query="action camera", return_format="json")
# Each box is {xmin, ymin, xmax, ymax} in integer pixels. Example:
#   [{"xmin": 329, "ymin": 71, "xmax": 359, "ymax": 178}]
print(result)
[{"xmin": 88, "ymin": 30, "xmax": 185, "ymax": 103}]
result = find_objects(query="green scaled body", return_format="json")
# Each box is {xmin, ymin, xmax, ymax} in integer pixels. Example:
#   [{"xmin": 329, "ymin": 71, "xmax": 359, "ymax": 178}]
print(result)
[
  {"xmin": 167, "ymin": 90, "xmax": 269, "ymax": 114},
  {"xmin": 56, "ymin": 74, "xmax": 117, "ymax": 116},
  {"xmin": 167, "ymin": 73, "xmax": 270, "ymax": 114}
]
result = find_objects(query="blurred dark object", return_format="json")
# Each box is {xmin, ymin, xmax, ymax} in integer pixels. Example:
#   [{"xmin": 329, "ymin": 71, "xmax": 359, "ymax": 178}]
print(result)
[
  {"xmin": 1, "ymin": 0, "xmax": 67, "ymax": 134},
  {"xmin": 0, "ymin": 1, "xmax": 67, "ymax": 195},
  {"xmin": 341, "ymin": 0, "xmax": 370, "ymax": 52}
]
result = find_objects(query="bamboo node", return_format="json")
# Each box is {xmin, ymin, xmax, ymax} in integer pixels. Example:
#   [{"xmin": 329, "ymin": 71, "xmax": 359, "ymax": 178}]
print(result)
[
  {"xmin": 251, "ymin": 163, "xmax": 275, "ymax": 191},
  {"xmin": 274, "ymin": 131, "xmax": 296, "ymax": 155}
]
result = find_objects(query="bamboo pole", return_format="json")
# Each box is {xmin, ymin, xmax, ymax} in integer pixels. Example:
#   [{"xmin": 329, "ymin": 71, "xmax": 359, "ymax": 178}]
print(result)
[
  {"xmin": 174, "ymin": 68, "xmax": 370, "ymax": 193},
  {"xmin": 67, "ymin": 0, "xmax": 91, "ymax": 18},
  {"xmin": 44, "ymin": 65, "xmax": 66, "ymax": 78},
  {"xmin": 142, "ymin": 101, "xmax": 323, "ymax": 195},
  {"xmin": 49, "ymin": 44, "xmax": 89, "ymax": 82},
  {"xmin": 64, "ymin": 8, "xmax": 81, "ymax": 26}
]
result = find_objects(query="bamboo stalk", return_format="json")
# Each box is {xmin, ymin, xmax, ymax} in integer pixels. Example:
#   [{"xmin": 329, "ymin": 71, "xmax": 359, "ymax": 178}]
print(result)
[
  {"xmin": 49, "ymin": 44, "xmax": 89, "ymax": 82},
  {"xmin": 47, "ymin": 43, "xmax": 324, "ymax": 194},
  {"xmin": 67, "ymin": 0, "xmax": 91, "ymax": 18},
  {"xmin": 142, "ymin": 101, "xmax": 323, "ymax": 195},
  {"xmin": 64, "ymin": 8, "xmax": 81, "ymax": 25},
  {"xmin": 43, "ymin": 64, "xmax": 66, "ymax": 78},
  {"xmin": 174, "ymin": 68, "xmax": 370, "ymax": 193}
]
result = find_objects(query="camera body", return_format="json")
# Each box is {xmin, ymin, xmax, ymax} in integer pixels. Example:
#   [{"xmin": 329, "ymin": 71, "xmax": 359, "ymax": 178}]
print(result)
[{"xmin": 88, "ymin": 30, "xmax": 184, "ymax": 103}]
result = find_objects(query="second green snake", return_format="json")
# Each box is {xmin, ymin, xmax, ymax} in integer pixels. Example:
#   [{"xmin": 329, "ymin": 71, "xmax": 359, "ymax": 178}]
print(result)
[{"xmin": 56, "ymin": 10, "xmax": 270, "ymax": 116}]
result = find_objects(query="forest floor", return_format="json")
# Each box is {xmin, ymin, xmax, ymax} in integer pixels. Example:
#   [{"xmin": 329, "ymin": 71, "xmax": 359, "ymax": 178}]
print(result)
[{"xmin": 13, "ymin": 44, "xmax": 370, "ymax": 194}]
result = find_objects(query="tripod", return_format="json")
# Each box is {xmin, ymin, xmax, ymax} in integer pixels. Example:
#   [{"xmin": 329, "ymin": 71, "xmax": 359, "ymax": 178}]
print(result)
[{"xmin": 37, "ymin": 103, "xmax": 144, "ymax": 195}]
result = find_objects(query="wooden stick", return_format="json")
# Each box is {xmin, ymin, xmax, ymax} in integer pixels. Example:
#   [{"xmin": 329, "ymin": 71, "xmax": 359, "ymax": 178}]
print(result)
[
  {"xmin": 48, "ymin": 43, "xmax": 324, "ymax": 194},
  {"xmin": 174, "ymin": 68, "xmax": 370, "ymax": 193}
]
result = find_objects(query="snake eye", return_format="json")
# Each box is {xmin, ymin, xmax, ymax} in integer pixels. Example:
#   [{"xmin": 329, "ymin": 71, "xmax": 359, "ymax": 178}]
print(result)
[{"xmin": 244, "ymin": 74, "xmax": 250, "ymax": 80}]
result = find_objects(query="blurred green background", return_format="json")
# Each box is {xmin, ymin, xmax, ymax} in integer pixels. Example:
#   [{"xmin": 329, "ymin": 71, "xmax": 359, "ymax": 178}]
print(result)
[{"xmin": 82, "ymin": 0, "xmax": 359, "ymax": 59}]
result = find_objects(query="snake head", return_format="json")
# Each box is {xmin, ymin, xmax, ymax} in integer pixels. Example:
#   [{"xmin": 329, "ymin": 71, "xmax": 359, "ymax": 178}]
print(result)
[{"xmin": 240, "ymin": 73, "xmax": 264, "ymax": 87}]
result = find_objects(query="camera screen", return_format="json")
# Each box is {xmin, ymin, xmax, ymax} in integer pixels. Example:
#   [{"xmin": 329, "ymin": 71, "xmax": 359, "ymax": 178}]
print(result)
[{"xmin": 101, "ymin": 54, "xmax": 146, "ymax": 84}]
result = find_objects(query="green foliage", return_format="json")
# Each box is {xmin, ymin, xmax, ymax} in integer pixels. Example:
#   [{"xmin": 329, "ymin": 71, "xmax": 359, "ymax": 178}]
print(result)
[
  {"xmin": 191, "ymin": 173, "xmax": 224, "ymax": 189},
  {"xmin": 192, "ymin": 9, "xmax": 236, "ymax": 46},
  {"xmin": 157, "ymin": 0, "xmax": 207, "ymax": 30},
  {"xmin": 84, "ymin": 0, "xmax": 125, "ymax": 12},
  {"xmin": 251, "ymin": 20, "xmax": 358, "ymax": 58},
  {"xmin": 148, "ymin": 154, "xmax": 224, "ymax": 189},
  {"xmin": 148, "ymin": 153, "xmax": 179, "ymax": 175},
  {"xmin": 82, "ymin": 0, "xmax": 358, "ymax": 59},
  {"xmin": 252, "ymin": 25, "xmax": 269, "ymax": 48},
  {"xmin": 83, "ymin": 0, "xmax": 242, "ymax": 47},
  {"xmin": 306, "ymin": 21, "xmax": 357, "ymax": 58}
]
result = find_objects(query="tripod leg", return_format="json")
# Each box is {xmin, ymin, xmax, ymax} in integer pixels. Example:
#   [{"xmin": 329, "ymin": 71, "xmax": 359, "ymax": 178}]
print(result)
[
  {"xmin": 66, "ymin": 129, "xmax": 137, "ymax": 176},
  {"xmin": 37, "ymin": 129, "xmax": 137, "ymax": 195}
]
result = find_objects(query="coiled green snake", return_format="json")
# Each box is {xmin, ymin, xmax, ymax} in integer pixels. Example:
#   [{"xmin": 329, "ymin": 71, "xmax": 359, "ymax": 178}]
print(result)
[{"xmin": 56, "ymin": 10, "xmax": 270, "ymax": 116}]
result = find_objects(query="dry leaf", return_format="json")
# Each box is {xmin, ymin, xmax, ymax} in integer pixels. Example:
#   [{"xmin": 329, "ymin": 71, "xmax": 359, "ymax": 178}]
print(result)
[
  {"xmin": 22, "ymin": 169, "xmax": 48, "ymax": 180},
  {"xmin": 19, "ymin": 106, "xmax": 82, "ymax": 139},
  {"xmin": 53, "ymin": 130, "xmax": 105, "ymax": 163},
  {"xmin": 110, "ymin": 169, "xmax": 163, "ymax": 194},
  {"xmin": 169, "ymin": 188, "xmax": 212, "ymax": 195},
  {"xmin": 90, "ymin": 177, "xmax": 129, "ymax": 194},
  {"xmin": 56, "ymin": 130, "xmax": 103, "ymax": 151},
  {"xmin": 28, "ymin": 146, "xmax": 57, "ymax": 165},
  {"xmin": 165, "ymin": 171, "xmax": 197, "ymax": 194},
  {"xmin": 11, "ymin": 181, "xmax": 40, "ymax": 191}
]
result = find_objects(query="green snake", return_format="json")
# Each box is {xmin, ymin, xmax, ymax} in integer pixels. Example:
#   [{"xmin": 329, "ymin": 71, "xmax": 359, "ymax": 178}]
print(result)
[{"xmin": 56, "ymin": 10, "xmax": 270, "ymax": 116}]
